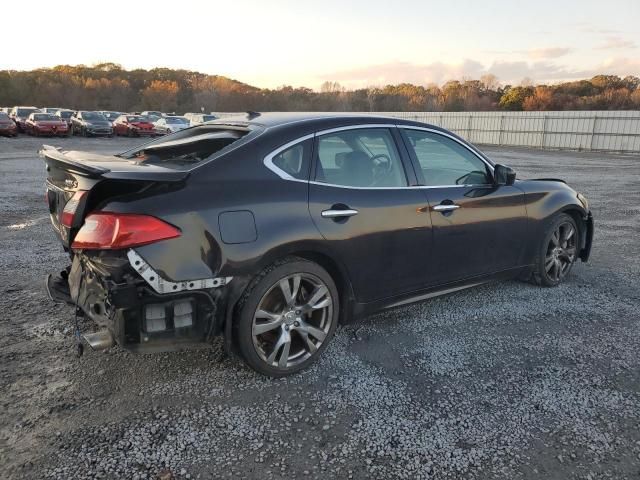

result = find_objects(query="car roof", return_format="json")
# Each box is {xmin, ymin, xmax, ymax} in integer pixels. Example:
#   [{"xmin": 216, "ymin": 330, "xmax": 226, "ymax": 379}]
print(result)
[{"xmin": 210, "ymin": 112, "xmax": 437, "ymax": 130}]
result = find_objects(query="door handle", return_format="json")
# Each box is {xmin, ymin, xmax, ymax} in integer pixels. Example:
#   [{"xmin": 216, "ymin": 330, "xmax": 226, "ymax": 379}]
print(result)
[
  {"xmin": 433, "ymin": 204, "xmax": 460, "ymax": 212},
  {"xmin": 321, "ymin": 208, "xmax": 359, "ymax": 218}
]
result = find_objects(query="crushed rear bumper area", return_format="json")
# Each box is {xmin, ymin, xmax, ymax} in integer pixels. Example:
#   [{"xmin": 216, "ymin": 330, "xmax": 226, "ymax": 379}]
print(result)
[{"xmin": 48, "ymin": 251, "xmax": 226, "ymax": 353}]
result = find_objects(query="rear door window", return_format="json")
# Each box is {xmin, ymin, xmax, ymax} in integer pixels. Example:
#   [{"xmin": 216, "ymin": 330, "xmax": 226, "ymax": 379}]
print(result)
[{"xmin": 315, "ymin": 128, "xmax": 407, "ymax": 188}]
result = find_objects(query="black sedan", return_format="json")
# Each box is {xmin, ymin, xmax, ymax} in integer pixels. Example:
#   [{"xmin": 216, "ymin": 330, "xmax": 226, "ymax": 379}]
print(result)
[{"xmin": 41, "ymin": 113, "xmax": 593, "ymax": 376}]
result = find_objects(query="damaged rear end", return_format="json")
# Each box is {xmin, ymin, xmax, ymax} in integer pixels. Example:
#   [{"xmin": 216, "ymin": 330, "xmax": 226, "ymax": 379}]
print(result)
[{"xmin": 41, "ymin": 127, "xmax": 249, "ymax": 352}]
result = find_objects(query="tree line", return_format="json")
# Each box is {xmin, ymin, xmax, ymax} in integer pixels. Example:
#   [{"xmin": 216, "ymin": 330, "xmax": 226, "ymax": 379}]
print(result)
[{"xmin": 1, "ymin": 63, "xmax": 639, "ymax": 113}]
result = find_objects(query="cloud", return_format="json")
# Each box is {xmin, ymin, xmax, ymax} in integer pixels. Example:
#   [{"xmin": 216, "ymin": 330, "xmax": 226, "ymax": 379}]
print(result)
[
  {"xmin": 596, "ymin": 36, "xmax": 637, "ymax": 50},
  {"xmin": 318, "ymin": 57, "xmax": 640, "ymax": 88},
  {"xmin": 527, "ymin": 48, "xmax": 571, "ymax": 59}
]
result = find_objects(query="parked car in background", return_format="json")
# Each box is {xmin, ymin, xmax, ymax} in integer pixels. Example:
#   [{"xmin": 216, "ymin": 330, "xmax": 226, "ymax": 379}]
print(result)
[
  {"xmin": 0, "ymin": 111, "xmax": 17, "ymax": 137},
  {"xmin": 55, "ymin": 109, "xmax": 75, "ymax": 129},
  {"xmin": 1, "ymin": 107, "xmax": 13, "ymax": 114},
  {"xmin": 141, "ymin": 110, "xmax": 164, "ymax": 118},
  {"xmin": 113, "ymin": 114, "xmax": 156, "ymax": 137},
  {"xmin": 154, "ymin": 116, "xmax": 190, "ymax": 135},
  {"xmin": 183, "ymin": 112, "xmax": 196, "ymax": 121},
  {"xmin": 189, "ymin": 113, "xmax": 218, "ymax": 126},
  {"xmin": 10, "ymin": 106, "xmax": 41, "ymax": 132},
  {"xmin": 99, "ymin": 111, "xmax": 123, "ymax": 125},
  {"xmin": 71, "ymin": 111, "xmax": 113, "ymax": 137},
  {"xmin": 25, "ymin": 112, "xmax": 69, "ymax": 137},
  {"xmin": 142, "ymin": 114, "xmax": 160, "ymax": 123},
  {"xmin": 42, "ymin": 107, "xmax": 64, "ymax": 114}
]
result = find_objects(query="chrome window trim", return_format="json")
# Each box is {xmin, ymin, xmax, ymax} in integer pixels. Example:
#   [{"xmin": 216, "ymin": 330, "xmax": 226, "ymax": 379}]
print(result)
[
  {"xmin": 314, "ymin": 123, "xmax": 397, "ymax": 136},
  {"xmin": 308, "ymin": 181, "xmax": 483, "ymax": 190}
]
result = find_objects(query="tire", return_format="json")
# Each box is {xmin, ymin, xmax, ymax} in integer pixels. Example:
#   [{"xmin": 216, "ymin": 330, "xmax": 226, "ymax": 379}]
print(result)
[
  {"xmin": 235, "ymin": 257, "xmax": 339, "ymax": 377},
  {"xmin": 530, "ymin": 213, "xmax": 579, "ymax": 287}
]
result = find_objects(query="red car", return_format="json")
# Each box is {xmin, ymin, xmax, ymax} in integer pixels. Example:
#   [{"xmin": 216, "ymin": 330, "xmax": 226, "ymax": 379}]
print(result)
[
  {"xmin": 0, "ymin": 112, "xmax": 17, "ymax": 137},
  {"xmin": 113, "ymin": 115, "xmax": 156, "ymax": 137},
  {"xmin": 25, "ymin": 113, "xmax": 70, "ymax": 137}
]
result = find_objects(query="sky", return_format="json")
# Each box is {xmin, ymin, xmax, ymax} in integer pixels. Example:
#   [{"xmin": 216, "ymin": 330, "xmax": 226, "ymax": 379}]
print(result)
[{"xmin": 3, "ymin": 0, "xmax": 639, "ymax": 90}]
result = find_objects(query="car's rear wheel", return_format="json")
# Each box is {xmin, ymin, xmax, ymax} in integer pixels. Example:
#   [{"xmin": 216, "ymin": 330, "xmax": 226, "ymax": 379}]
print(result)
[
  {"xmin": 531, "ymin": 213, "xmax": 578, "ymax": 287},
  {"xmin": 235, "ymin": 258, "xmax": 339, "ymax": 377}
]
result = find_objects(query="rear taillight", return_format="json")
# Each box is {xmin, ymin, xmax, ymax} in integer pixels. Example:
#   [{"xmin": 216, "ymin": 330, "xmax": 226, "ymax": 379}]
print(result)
[
  {"xmin": 71, "ymin": 212, "xmax": 181, "ymax": 250},
  {"xmin": 61, "ymin": 191, "xmax": 87, "ymax": 227}
]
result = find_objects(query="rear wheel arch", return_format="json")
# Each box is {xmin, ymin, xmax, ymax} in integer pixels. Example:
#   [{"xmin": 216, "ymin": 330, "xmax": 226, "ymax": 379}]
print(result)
[{"xmin": 222, "ymin": 249, "xmax": 354, "ymax": 356}]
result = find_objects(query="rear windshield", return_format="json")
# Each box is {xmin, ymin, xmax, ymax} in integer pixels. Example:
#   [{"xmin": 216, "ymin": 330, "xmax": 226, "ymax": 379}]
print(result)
[
  {"xmin": 17, "ymin": 108, "xmax": 39, "ymax": 117},
  {"xmin": 58, "ymin": 111, "xmax": 73, "ymax": 119},
  {"xmin": 0, "ymin": 112, "xmax": 9, "ymax": 120},
  {"xmin": 126, "ymin": 116, "xmax": 146, "ymax": 122},
  {"xmin": 119, "ymin": 126, "xmax": 252, "ymax": 170},
  {"xmin": 202, "ymin": 115, "xmax": 218, "ymax": 122}
]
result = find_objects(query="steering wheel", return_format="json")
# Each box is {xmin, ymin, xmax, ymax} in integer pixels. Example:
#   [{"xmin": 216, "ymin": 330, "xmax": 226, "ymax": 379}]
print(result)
[{"xmin": 370, "ymin": 153, "xmax": 393, "ymax": 174}]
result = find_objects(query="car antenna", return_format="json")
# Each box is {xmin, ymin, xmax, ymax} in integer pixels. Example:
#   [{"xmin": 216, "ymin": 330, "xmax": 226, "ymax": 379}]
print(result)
[{"xmin": 246, "ymin": 111, "xmax": 261, "ymax": 119}]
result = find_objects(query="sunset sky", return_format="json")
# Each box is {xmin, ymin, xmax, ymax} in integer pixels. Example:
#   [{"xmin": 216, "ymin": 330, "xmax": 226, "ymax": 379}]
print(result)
[{"xmin": 3, "ymin": 0, "xmax": 639, "ymax": 89}]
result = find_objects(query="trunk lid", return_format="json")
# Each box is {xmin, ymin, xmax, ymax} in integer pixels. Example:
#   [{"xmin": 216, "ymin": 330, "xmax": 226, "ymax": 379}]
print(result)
[{"xmin": 41, "ymin": 145, "xmax": 188, "ymax": 248}]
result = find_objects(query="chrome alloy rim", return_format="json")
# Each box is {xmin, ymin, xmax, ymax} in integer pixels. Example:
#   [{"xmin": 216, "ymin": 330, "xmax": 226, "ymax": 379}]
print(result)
[
  {"xmin": 545, "ymin": 221, "xmax": 577, "ymax": 281},
  {"xmin": 252, "ymin": 273, "xmax": 333, "ymax": 369}
]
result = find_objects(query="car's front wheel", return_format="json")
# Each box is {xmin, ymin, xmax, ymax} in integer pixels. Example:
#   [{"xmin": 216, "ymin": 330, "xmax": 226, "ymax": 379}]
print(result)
[
  {"xmin": 531, "ymin": 213, "xmax": 579, "ymax": 287},
  {"xmin": 235, "ymin": 258, "xmax": 339, "ymax": 377}
]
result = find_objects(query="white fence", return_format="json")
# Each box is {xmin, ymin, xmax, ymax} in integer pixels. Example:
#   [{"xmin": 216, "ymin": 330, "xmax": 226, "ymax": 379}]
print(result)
[
  {"xmin": 379, "ymin": 111, "xmax": 640, "ymax": 153},
  {"xmin": 214, "ymin": 111, "xmax": 640, "ymax": 154}
]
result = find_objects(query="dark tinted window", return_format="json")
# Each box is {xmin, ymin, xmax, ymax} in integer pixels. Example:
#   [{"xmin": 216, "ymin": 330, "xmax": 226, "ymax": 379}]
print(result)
[
  {"xmin": 403, "ymin": 130, "xmax": 491, "ymax": 186},
  {"xmin": 33, "ymin": 114, "xmax": 57, "ymax": 121},
  {"xmin": 17, "ymin": 108, "xmax": 38, "ymax": 117},
  {"xmin": 315, "ymin": 128, "xmax": 407, "ymax": 188},
  {"xmin": 82, "ymin": 112, "xmax": 106, "ymax": 121},
  {"xmin": 271, "ymin": 142, "xmax": 310, "ymax": 180}
]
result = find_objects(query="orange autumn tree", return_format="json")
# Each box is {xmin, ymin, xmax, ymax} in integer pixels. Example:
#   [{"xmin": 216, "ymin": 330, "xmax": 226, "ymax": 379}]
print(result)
[{"xmin": 141, "ymin": 80, "xmax": 179, "ymax": 112}]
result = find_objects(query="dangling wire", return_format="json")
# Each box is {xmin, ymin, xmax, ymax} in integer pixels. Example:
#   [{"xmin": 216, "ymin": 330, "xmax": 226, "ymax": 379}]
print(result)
[{"xmin": 73, "ymin": 264, "xmax": 84, "ymax": 358}]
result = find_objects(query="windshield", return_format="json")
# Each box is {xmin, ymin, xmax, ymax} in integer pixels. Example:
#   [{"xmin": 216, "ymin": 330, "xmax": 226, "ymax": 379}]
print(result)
[
  {"xmin": 104, "ymin": 112, "xmax": 120, "ymax": 119},
  {"xmin": 166, "ymin": 117, "xmax": 188, "ymax": 124},
  {"xmin": 34, "ymin": 114, "xmax": 58, "ymax": 121},
  {"xmin": 0, "ymin": 112, "xmax": 9, "ymax": 120},
  {"xmin": 202, "ymin": 115, "xmax": 218, "ymax": 122},
  {"xmin": 82, "ymin": 112, "xmax": 107, "ymax": 121},
  {"xmin": 17, "ymin": 108, "xmax": 38, "ymax": 117},
  {"xmin": 58, "ymin": 111, "xmax": 73, "ymax": 119},
  {"xmin": 126, "ymin": 116, "xmax": 147, "ymax": 122}
]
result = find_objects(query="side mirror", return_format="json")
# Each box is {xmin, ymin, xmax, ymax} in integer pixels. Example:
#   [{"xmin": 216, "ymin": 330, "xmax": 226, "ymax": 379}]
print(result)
[{"xmin": 494, "ymin": 164, "xmax": 516, "ymax": 186}]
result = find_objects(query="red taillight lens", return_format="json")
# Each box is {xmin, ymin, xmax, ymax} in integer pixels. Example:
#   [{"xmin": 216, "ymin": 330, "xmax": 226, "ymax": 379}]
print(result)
[
  {"xmin": 71, "ymin": 212, "xmax": 181, "ymax": 250},
  {"xmin": 61, "ymin": 191, "xmax": 87, "ymax": 227}
]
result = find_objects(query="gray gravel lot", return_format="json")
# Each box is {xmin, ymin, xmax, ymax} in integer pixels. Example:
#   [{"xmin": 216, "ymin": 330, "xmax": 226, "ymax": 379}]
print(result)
[{"xmin": 1, "ymin": 136, "xmax": 639, "ymax": 479}]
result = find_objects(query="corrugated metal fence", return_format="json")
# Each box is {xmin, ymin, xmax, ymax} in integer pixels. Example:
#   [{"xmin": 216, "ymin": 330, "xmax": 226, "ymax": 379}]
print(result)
[
  {"xmin": 214, "ymin": 111, "xmax": 640, "ymax": 153},
  {"xmin": 378, "ymin": 111, "xmax": 640, "ymax": 153}
]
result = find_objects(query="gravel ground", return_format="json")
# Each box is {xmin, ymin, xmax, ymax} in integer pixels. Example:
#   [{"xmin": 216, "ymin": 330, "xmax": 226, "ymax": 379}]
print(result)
[{"xmin": 1, "ymin": 136, "xmax": 639, "ymax": 480}]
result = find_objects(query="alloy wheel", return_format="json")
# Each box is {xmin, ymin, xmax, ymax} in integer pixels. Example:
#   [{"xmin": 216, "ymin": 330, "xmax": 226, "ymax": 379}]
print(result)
[
  {"xmin": 545, "ymin": 221, "xmax": 577, "ymax": 281},
  {"xmin": 252, "ymin": 273, "xmax": 333, "ymax": 369}
]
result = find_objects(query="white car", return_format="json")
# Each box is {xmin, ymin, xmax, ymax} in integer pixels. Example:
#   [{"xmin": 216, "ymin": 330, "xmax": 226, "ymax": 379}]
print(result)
[
  {"xmin": 154, "ymin": 116, "xmax": 190, "ymax": 135},
  {"xmin": 189, "ymin": 113, "xmax": 219, "ymax": 126}
]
